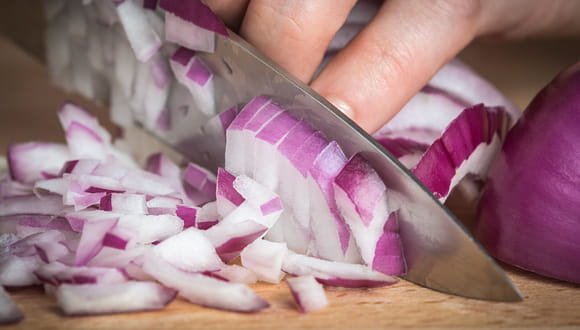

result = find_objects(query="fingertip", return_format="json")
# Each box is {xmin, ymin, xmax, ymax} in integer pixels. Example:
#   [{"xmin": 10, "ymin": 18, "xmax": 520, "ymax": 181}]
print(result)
[{"xmin": 326, "ymin": 96, "xmax": 354, "ymax": 121}]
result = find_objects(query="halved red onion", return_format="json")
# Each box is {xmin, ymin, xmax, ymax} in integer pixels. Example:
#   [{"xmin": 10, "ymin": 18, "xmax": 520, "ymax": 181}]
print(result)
[
  {"xmin": 476, "ymin": 61, "xmax": 580, "ymax": 283},
  {"xmin": 286, "ymin": 275, "xmax": 328, "ymax": 313},
  {"xmin": 0, "ymin": 286, "xmax": 24, "ymax": 324},
  {"xmin": 56, "ymin": 281, "xmax": 176, "ymax": 315}
]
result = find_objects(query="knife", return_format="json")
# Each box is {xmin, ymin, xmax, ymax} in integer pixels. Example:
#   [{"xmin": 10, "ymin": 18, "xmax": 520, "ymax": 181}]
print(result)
[{"xmin": 136, "ymin": 31, "xmax": 522, "ymax": 302}]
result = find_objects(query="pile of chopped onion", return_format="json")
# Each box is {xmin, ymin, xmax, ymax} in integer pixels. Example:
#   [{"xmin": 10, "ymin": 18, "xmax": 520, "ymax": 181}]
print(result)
[{"xmin": 0, "ymin": 101, "xmax": 400, "ymax": 321}]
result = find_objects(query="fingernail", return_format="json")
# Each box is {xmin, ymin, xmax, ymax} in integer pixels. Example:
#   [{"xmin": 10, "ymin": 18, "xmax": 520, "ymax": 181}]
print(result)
[{"xmin": 327, "ymin": 97, "xmax": 354, "ymax": 119}]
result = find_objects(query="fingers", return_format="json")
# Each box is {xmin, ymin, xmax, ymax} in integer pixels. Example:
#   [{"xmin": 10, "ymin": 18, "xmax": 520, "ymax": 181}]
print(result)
[
  {"xmin": 204, "ymin": 0, "xmax": 250, "ymax": 30},
  {"xmin": 311, "ymin": 0, "xmax": 483, "ymax": 133},
  {"xmin": 239, "ymin": 0, "xmax": 357, "ymax": 82}
]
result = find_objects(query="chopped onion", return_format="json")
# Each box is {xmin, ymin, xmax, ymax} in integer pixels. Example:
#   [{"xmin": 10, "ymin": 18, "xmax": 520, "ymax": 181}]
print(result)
[
  {"xmin": 0, "ymin": 286, "xmax": 24, "ymax": 324},
  {"xmin": 286, "ymin": 275, "xmax": 328, "ymax": 313},
  {"xmin": 240, "ymin": 239, "xmax": 287, "ymax": 283},
  {"xmin": 56, "ymin": 281, "xmax": 176, "ymax": 315}
]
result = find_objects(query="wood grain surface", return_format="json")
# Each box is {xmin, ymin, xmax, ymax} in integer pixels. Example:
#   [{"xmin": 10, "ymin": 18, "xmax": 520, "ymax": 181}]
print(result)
[{"xmin": 1, "ymin": 27, "xmax": 580, "ymax": 329}]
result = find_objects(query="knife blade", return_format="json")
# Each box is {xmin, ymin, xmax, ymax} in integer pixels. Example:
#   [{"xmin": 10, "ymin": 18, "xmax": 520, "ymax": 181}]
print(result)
[{"xmin": 137, "ymin": 31, "xmax": 522, "ymax": 302}]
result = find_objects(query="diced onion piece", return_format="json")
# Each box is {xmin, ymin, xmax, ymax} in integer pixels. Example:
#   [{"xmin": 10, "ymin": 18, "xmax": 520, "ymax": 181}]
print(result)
[
  {"xmin": 241, "ymin": 240, "xmax": 287, "ymax": 283},
  {"xmin": 75, "ymin": 217, "xmax": 118, "ymax": 265},
  {"xmin": 149, "ymin": 228, "xmax": 224, "ymax": 272},
  {"xmin": 99, "ymin": 193, "xmax": 147, "ymax": 214},
  {"xmin": 286, "ymin": 275, "xmax": 328, "ymax": 313},
  {"xmin": 0, "ymin": 286, "xmax": 24, "ymax": 324},
  {"xmin": 333, "ymin": 154, "xmax": 405, "ymax": 275},
  {"xmin": 7, "ymin": 143, "xmax": 70, "ymax": 184},
  {"xmin": 56, "ymin": 281, "xmax": 176, "ymax": 315},
  {"xmin": 216, "ymin": 168, "xmax": 245, "ymax": 217},
  {"xmin": 116, "ymin": 0, "xmax": 161, "ymax": 62},
  {"xmin": 212, "ymin": 264, "xmax": 258, "ymax": 284},
  {"xmin": 175, "ymin": 204, "xmax": 198, "ymax": 228},
  {"xmin": 34, "ymin": 262, "xmax": 127, "ymax": 286},
  {"xmin": 0, "ymin": 255, "xmax": 41, "ymax": 287},
  {"xmin": 283, "ymin": 252, "xmax": 397, "ymax": 288},
  {"xmin": 205, "ymin": 220, "xmax": 267, "ymax": 263},
  {"xmin": 143, "ymin": 255, "xmax": 269, "ymax": 312},
  {"xmin": 159, "ymin": 0, "xmax": 228, "ymax": 37}
]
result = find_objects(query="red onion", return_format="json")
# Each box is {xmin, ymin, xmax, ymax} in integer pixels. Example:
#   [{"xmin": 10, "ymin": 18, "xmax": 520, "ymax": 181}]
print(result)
[{"xmin": 476, "ymin": 61, "xmax": 580, "ymax": 283}]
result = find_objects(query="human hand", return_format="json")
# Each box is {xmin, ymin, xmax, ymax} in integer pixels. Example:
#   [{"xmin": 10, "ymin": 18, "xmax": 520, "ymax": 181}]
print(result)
[{"xmin": 205, "ymin": 0, "xmax": 580, "ymax": 133}]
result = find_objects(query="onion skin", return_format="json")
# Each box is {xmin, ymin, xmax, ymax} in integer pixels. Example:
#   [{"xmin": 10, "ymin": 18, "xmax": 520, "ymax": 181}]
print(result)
[{"xmin": 476, "ymin": 61, "xmax": 580, "ymax": 283}]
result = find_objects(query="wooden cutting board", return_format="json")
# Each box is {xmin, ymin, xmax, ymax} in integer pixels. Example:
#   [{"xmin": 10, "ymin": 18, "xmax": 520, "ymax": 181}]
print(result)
[{"xmin": 1, "ymin": 31, "xmax": 580, "ymax": 329}]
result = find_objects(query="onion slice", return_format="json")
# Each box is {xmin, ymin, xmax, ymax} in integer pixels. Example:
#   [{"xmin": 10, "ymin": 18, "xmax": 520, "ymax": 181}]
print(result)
[
  {"xmin": 0, "ymin": 286, "xmax": 24, "ymax": 324},
  {"xmin": 286, "ymin": 275, "xmax": 328, "ymax": 313},
  {"xmin": 56, "ymin": 281, "xmax": 176, "ymax": 315}
]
